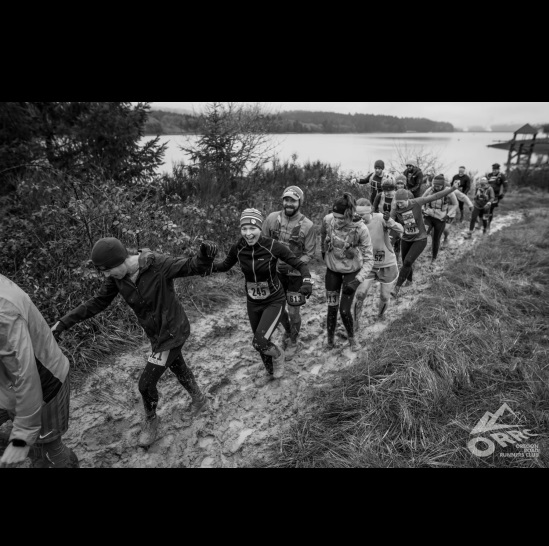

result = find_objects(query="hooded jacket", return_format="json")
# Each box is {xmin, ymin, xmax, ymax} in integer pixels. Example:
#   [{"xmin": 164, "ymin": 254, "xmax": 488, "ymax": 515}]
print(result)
[
  {"xmin": 59, "ymin": 249, "xmax": 214, "ymax": 352},
  {"xmin": 320, "ymin": 213, "xmax": 374, "ymax": 283},
  {"xmin": 403, "ymin": 166, "xmax": 424, "ymax": 194},
  {"xmin": 1, "ymin": 275, "xmax": 70, "ymax": 446}
]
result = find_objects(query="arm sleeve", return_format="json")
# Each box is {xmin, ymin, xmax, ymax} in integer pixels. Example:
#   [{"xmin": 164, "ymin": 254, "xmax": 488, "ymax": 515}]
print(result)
[
  {"xmin": 455, "ymin": 190, "xmax": 473, "ymax": 208},
  {"xmin": 300, "ymin": 224, "xmax": 317, "ymax": 264},
  {"xmin": 272, "ymin": 242, "xmax": 311, "ymax": 278},
  {"xmin": 261, "ymin": 213, "xmax": 275, "ymax": 237},
  {"xmin": 212, "ymin": 244, "xmax": 239, "ymax": 273},
  {"xmin": 488, "ymin": 187, "xmax": 496, "ymax": 201},
  {"xmin": 60, "ymin": 277, "xmax": 120, "ymax": 329},
  {"xmin": 164, "ymin": 253, "xmax": 214, "ymax": 279},
  {"xmin": 447, "ymin": 193, "xmax": 459, "ymax": 217},
  {"xmin": 383, "ymin": 216, "xmax": 404, "ymax": 236},
  {"xmin": 357, "ymin": 173, "xmax": 373, "ymax": 185},
  {"xmin": 355, "ymin": 226, "xmax": 374, "ymax": 284},
  {"xmin": 0, "ymin": 316, "xmax": 43, "ymax": 445},
  {"xmin": 502, "ymin": 175, "xmax": 509, "ymax": 194},
  {"xmin": 373, "ymin": 194, "xmax": 381, "ymax": 213},
  {"xmin": 416, "ymin": 186, "xmax": 457, "ymax": 207}
]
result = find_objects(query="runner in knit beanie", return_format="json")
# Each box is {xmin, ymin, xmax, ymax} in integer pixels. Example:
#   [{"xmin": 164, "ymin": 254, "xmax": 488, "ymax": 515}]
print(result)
[
  {"xmin": 211, "ymin": 208, "xmax": 313, "ymax": 382},
  {"xmin": 351, "ymin": 159, "xmax": 387, "ymax": 204},
  {"xmin": 51, "ymin": 235, "xmax": 219, "ymax": 448}
]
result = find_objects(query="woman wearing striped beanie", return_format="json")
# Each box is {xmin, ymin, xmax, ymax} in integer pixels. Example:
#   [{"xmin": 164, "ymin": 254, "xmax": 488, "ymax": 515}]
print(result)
[{"xmin": 211, "ymin": 209, "xmax": 313, "ymax": 382}]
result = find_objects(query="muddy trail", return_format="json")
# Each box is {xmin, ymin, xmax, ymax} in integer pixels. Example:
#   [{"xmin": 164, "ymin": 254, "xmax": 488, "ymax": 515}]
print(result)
[{"xmin": 63, "ymin": 212, "xmax": 524, "ymax": 467}]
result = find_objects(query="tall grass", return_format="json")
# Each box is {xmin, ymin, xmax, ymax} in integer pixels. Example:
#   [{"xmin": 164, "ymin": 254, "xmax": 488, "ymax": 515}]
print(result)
[{"xmin": 255, "ymin": 209, "xmax": 549, "ymax": 468}]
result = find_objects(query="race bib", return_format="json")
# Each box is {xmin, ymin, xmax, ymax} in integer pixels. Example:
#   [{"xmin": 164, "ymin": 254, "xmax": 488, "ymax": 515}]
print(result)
[
  {"xmin": 374, "ymin": 250, "xmax": 385, "ymax": 263},
  {"xmin": 401, "ymin": 210, "xmax": 419, "ymax": 235},
  {"xmin": 148, "ymin": 350, "xmax": 170, "ymax": 366},
  {"xmin": 326, "ymin": 291, "xmax": 340, "ymax": 307},
  {"xmin": 247, "ymin": 281, "xmax": 270, "ymax": 300}
]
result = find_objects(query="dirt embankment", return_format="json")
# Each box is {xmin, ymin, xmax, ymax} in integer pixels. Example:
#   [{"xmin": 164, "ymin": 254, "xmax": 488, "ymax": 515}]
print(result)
[{"xmin": 62, "ymin": 213, "xmax": 524, "ymax": 467}]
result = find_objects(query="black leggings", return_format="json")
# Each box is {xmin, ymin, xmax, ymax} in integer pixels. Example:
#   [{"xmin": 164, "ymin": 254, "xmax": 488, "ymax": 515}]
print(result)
[
  {"xmin": 424, "ymin": 216, "xmax": 446, "ymax": 260},
  {"xmin": 247, "ymin": 296, "xmax": 285, "ymax": 373},
  {"xmin": 325, "ymin": 268, "xmax": 358, "ymax": 341},
  {"xmin": 470, "ymin": 207, "xmax": 488, "ymax": 231},
  {"xmin": 397, "ymin": 238, "xmax": 428, "ymax": 287},
  {"xmin": 138, "ymin": 346, "xmax": 201, "ymax": 415}
]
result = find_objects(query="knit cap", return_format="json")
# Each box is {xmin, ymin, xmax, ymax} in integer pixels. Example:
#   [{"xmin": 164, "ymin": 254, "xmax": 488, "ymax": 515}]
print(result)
[
  {"xmin": 395, "ymin": 174, "xmax": 407, "ymax": 184},
  {"xmin": 433, "ymin": 174, "xmax": 446, "ymax": 185},
  {"xmin": 374, "ymin": 160, "xmax": 385, "ymax": 169},
  {"xmin": 282, "ymin": 185, "xmax": 304, "ymax": 203},
  {"xmin": 240, "ymin": 208, "xmax": 263, "ymax": 228},
  {"xmin": 91, "ymin": 237, "xmax": 128, "ymax": 270},
  {"xmin": 395, "ymin": 189, "xmax": 410, "ymax": 201}
]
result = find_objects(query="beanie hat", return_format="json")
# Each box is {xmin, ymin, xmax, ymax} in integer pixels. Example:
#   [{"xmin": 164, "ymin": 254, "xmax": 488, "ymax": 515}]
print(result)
[
  {"xmin": 240, "ymin": 208, "xmax": 263, "ymax": 228},
  {"xmin": 91, "ymin": 237, "xmax": 128, "ymax": 270},
  {"xmin": 479, "ymin": 177, "xmax": 488, "ymax": 184},
  {"xmin": 395, "ymin": 174, "xmax": 406, "ymax": 184},
  {"xmin": 433, "ymin": 174, "xmax": 446, "ymax": 185},
  {"xmin": 405, "ymin": 160, "xmax": 417, "ymax": 168},
  {"xmin": 374, "ymin": 160, "xmax": 385, "ymax": 169},
  {"xmin": 395, "ymin": 189, "xmax": 410, "ymax": 201},
  {"xmin": 282, "ymin": 185, "xmax": 304, "ymax": 203},
  {"xmin": 492, "ymin": 163, "xmax": 500, "ymax": 168}
]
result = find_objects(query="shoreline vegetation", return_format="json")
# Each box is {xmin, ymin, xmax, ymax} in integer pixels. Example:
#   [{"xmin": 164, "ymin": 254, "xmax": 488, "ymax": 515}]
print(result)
[{"xmin": 144, "ymin": 108, "xmax": 546, "ymax": 136}]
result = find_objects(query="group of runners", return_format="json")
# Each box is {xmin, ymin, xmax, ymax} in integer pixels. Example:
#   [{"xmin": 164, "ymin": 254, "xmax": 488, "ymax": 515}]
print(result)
[{"xmin": 0, "ymin": 160, "xmax": 508, "ymax": 466}]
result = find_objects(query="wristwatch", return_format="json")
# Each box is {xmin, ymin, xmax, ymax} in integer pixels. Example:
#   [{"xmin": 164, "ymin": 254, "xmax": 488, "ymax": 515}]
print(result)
[
  {"xmin": 10, "ymin": 439, "xmax": 27, "ymax": 447},
  {"xmin": 303, "ymin": 278, "xmax": 315, "ymax": 285}
]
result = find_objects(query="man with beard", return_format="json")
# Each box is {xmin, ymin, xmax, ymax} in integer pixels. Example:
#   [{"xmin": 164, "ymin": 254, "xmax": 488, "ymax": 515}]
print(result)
[
  {"xmin": 403, "ymin": 160, "xmax": 424, "ymax": 198},
  {"xmin": 262, "ymin": 186, "xmax": 316, "ymax": 355}
]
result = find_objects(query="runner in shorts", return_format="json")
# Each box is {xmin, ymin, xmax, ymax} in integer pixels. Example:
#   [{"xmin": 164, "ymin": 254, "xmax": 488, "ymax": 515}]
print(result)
[{"xmin": 352, "ymin": 199, "xmax": 404, "ymax": 328}]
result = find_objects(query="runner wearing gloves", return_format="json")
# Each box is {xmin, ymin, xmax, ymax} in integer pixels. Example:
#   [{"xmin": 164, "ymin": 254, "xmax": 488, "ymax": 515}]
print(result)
[
  {"xmin": 320, "ymin": 193, "xmax": 374, "ymax": 351},
  {"xmin": 352, "ymin": 199, "xmax": 403, "ymax": 328},
  {"xmin": 262, "ymin": 186, "xmax": 316, "ymax": 355},
  {"xmin": 50, "ymin": 237, "xmax": 218, "ymax": 448},
  {"xmin": 463, "ymin": 177, "xmax": 495, "ymax": 239},
  {"xmin": 211, "ymin": 209, "xmax": 312, "ymax": 381},
  {"xmin": 351, "ymin": 159, "xmax": 387, "ymax": 203},
  {"xmin": 390, "ymin": 184, "xmax": 458, "ymax": 298},
  {"xmin": 422, "ymin": 174, "xmax": 459, "ymax": 264}
]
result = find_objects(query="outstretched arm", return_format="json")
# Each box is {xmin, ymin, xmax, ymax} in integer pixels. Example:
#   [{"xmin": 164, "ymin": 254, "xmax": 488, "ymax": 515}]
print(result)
[
  {"xmin": 415, "ymin": 186, "xmax": 457, "ymax": 207},
  {"xmin": 212, "ymin": 244, "xmax": 239, "ymax": 273}
]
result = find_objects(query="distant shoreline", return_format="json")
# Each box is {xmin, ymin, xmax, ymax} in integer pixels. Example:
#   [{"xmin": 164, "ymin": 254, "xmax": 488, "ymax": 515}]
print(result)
[{"xmin": 142, "ymin": 130, "xmax": 512, "ymax": 137}]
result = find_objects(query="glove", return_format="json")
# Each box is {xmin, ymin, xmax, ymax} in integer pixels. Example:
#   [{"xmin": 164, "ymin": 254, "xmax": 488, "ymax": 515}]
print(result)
[
  {"xmin": 298, "ymin": 281, "xmax": 313, "ymax": 299},
  {"xmin": 342, "ymin": 279, "xmax": 361, "ymax": 295},
  {"xmin": 383, "ymin": 211, "xmax": 391, "ymax": 222},
  {"xmin": 469, "ymin": 206, "xmax": 473, "ymax": 212},
  {"xmin": 51, "ymin": 320, "xmax": 66, "ymax": 342},
  {"xmin": 200, "ymin": 240, "xmax": 218, "ymax": 259}
]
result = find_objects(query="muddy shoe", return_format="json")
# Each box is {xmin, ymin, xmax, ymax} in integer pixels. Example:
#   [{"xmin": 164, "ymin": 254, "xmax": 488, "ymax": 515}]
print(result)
[
  {"xmin": 67, "ymin": 448, "xmax": 80, "ymax": 468},
  {"xmin": 326, "ymin": 337, "xmax": 335, "ymax": 350},
  {"xmin": 391, "ymin": 285, "xmax": 401, "ymax": 299},
  {"xmin": 138, "ymin": 415, "xmax": 160, "ymax": 447},
  {"xmin": 189, "ymin": 393, "xmax": 209, "ymax": 417},
  {"xmin": 463, "ymin": 232, "xmax": 472, "ymax": 239},
  {"xmin": 285, "ymin": 338, "xmax": 298, "ymax": 358},
  {"xmin": 403, "ymin": 280, "xmax": 413, "ymax": 288},
  {"xmin": 272, "ymin": 348, "xmax": 286, "ymax": 379},
  {"xmin": 348, "ymin": 337, "xmax": 360, "ymax": 352}
]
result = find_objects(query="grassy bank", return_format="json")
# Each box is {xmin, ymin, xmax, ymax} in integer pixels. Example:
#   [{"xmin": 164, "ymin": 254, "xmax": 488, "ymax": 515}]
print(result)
[{"xmin": 255, "ymin": 204, "xmax": 549, "ymax": 468}]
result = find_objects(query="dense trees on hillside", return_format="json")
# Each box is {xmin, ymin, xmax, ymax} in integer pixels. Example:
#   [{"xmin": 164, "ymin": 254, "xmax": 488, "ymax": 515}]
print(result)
[
  {"xmin": 143, "ymin": 109, "xmax": 455, "ymax": 135},
  {"xmin": 0, "ymin": 102, "xmax": 166, "ymax": 189}
]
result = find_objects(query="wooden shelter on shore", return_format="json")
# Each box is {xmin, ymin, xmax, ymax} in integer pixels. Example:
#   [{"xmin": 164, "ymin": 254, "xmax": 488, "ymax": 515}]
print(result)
[{"xmin": 487, "ymin": 124, "xmax": 549, "ymax": 173}]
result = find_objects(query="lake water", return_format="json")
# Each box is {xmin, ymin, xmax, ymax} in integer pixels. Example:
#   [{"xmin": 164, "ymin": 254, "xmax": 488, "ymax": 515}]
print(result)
[{"xmin": 143, "ymin": 132, "xmax": 514, "ymax": 179}]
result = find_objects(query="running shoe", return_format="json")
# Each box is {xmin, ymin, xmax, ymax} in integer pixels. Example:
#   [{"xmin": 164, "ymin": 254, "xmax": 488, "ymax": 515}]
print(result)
[
  {"xmin": 348, "ymin": 337, "xmax": 359, "ymax": 352},
  {"xmin": 138, "ymin": 414, "xmax": 160, "ymax": 447},
  {"xmin": 189, "ymin": 392, "xmax": 209, "ymax": 416},
  {"xmin": 272, "ymin": 347, "xmax": 286, "ymax": 379}
]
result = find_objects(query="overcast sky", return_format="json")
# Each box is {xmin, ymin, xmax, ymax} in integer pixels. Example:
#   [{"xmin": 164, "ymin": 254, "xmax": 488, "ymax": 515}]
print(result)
[{"xmin": 150, "ymin": 102, "xmax": 549, "ymax": 131}]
